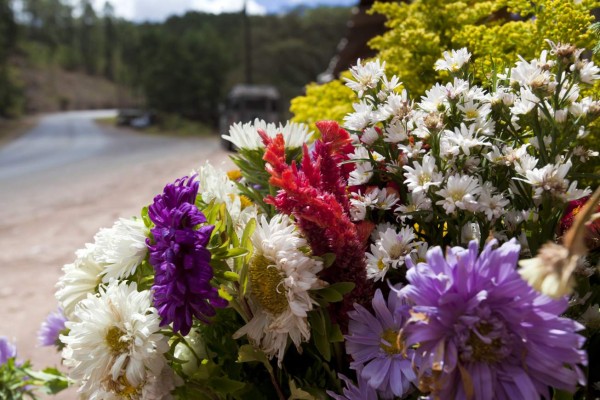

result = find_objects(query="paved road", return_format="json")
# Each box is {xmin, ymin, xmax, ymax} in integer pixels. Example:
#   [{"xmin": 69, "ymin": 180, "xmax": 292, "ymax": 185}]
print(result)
[{"xmin": 0, "ymin": 111, "xmax": 232, "ymax": 398}]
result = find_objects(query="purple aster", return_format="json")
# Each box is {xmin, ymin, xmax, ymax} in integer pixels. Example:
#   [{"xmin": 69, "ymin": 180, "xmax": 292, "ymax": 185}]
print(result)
[
  {"xmin": 147, "ymin": 176, "xmax": 227, "ymax": 336},
  {"xmin": 326, "ymin": 370, "xmax": 378, "ymax": 400},
  {"xmin": 402, "ymin": 239, "xmax": 587, "ymax": 400},
  {"xmin": 37, "ymin": 308, "xmax": 67, "ymax": 347},
  {"xmin": 0, "ymin": 337, "xmax": 17, "ymax": 364},
  {"xmin": 345, "ymin": 288, "xmax": 416, "ymax": 398}
]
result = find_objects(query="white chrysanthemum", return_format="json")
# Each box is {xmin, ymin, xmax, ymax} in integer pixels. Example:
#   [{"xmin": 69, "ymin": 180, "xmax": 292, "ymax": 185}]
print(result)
[
  {"xmin": 403, "ymin": 154, "xmax": 442, "ymax": 193},
  {"xmin": 435, "ymin": 174, "xmax": 481, "ymax": 213},
  {"xmin": 94, "ymin": 218, "xmax": 148, "ymax": 282},
  {"xmin": 434, "ymin": 48, "xmax": 471, "ymax": 72},
  {"xmin": 343, "ymin": 58, "xmax": 386, "ymax": 98},
  {"xmin": 233, "ymin": 215, "xmax": 323, "ymax": 365},
  {"xmin": 222, "ymin": 118, "xmax": 312, "ymax": 150},
  {"xmin": 397, "ymin": 140, "xmax": 426, "ymax": 160},
  {"xmin": 61, "ymin": 281, "xmax": 171, "ymax": 399},
  {"xmin": 56, "ymin": 244, "xmax": 104, "ymax": 319}
]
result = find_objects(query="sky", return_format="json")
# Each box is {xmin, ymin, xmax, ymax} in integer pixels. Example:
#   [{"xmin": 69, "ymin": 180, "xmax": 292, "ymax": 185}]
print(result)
[{"xmin": 90, "ymin": 0, "xmax": 358, "ymax": 22}]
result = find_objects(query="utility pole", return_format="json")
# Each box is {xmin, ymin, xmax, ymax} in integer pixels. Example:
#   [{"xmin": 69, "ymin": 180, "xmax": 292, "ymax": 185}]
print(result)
[{"xmin": 242, "ymin": 0, "xmax": 252, "ymax": 84}]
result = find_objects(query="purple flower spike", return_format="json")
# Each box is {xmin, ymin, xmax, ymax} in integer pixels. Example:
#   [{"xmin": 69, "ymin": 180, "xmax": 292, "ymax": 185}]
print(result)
[
  {"xmin": 38, "ymin": 308, "xmax": 67, "ymax": 347},
  {"xmin": 147, "ymin": 176, "xmax": 227, "ymax": 336},
  {"xmin": 345, "ymin": 289, "xmax": 416, "ymax": 398},
  {"xmin": 402, "ymin": 239, "xmax": 587, "ymax": 400},
  {"xmin": 0, "ymin": 337, "xmax": 17, "ymax": 365}
]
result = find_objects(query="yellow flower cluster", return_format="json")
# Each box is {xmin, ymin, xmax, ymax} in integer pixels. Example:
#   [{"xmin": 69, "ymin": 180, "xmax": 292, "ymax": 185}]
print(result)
[{"xmin": 291, "ymin": 0, "xmax": 600, "ymax": 129}]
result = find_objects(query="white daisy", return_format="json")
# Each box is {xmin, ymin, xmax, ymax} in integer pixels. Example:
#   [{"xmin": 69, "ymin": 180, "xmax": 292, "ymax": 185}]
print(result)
[
  {"xmin": 457, "ymin": 99, "xmax": 491, "ymax": 122},
  {"xmin": 365, "ymin": 244, "xmax": 389, "ymax": 282},
  {"xmin": 344, "ymin": 100, "xmax": 375, "ymax": 131},
  {"xmin": 366, "ymin": 226, "xmax": 419, "ymax": 281},
  {"xmin": 434, "ymin": 48, "xmax": 471, "ymax": 72},
  {"xmin": 510, "ymin": 55, "xmax": 551, "ymax": 89},
  {"xmin": 56, "ymin": 244, "xmax": 104, "ymax": 319},
  {"xmin": 517, "ymin": 161, "xmax": 574, "ymax": 199},
  {"xmin": 361, "ymin": 126, "xmax": 380, "ymax": 145},
  {"xmin": 511, "ymin": 87, "xmax": 540, "ymax": 115},
  {"xmin": 343, "ymin": 58, "xmax": 386, "ymax": 98},
  {"xmin": 572, "ymin": 60, "xmax": 600, "ymax": 84},
  {"xmin": 395, "ymin": 191, "xmax": 432, "ymax": 221},
  {"xmin": 419, "ymin": 83, "xmax": 448, "ymax": 113},
  {"xmin": 435, "ymin": 174, "xmax": 481, "ymax": 213},
  {"xmin": 441, "ymin": 123, "xmax": 489, "ymax": 157},
  {"xmin": 382, "ymin": 90, "xmax": 412, "ymax": 121},
  {"xmin": 233, "ymin": 215, "xmax": 323, "ymax": 365},
  {"xmin": 384, "ymin": 120, "xmax": 409, "ymax": 143},
  {"xmin": 61, "ymin": 281, "xmax": 171, "ymax": 399},
  {"xmin": 94, "ymin": 218, "xmax": 149, "ymax": 282},
  {"xmin": 403, "ymin": 154, "xmax": 442, "ymax": 193},
  {"xmin": 478, "ymin": 182, "xmax": 510, "ymax": 221}
]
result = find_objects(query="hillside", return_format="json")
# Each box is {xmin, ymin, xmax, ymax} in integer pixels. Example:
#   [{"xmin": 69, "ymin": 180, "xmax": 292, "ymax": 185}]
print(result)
[{"xmin": 14, "ymin": 58, "xmax": 140, "ymax": 113}]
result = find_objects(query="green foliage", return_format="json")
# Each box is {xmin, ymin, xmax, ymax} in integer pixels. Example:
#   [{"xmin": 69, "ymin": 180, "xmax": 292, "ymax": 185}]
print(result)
[
  {"xmin": 291, "ymin": 0, "xmax": 600, "ymax": 129},
  {"xmin": 0, "ymin": 359, "xmax": 68, "ymax": 399}
]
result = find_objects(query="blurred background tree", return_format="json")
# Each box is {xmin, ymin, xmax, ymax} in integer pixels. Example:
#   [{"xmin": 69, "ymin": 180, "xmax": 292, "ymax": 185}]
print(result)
[{"xmin": 0, "ymin": 0, "xmax": 351, "ymax": 126}]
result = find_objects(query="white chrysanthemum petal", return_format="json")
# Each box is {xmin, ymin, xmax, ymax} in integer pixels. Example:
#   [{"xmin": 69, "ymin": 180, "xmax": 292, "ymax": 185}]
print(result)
[
  {"xmin": 234, "ymin": 215, "xmax": 323, "ymax": 365},
  {"xmin": 96, "ymin": 218, "xmax": 149, "ymax": 282},
  {"xmin": 61, "ymin": 281, "xmax": 172, "ymax": 399},
  {"xmin": 56, "ymin": 244, "xmax": 104, "ymax": 319}
]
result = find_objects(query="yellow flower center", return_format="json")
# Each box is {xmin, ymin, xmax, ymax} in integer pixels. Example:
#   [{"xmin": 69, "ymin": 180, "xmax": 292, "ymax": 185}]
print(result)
[
  {"xmin": 105, "ymin": 327, "xmax": 129, "ymax": 355},
  {"xmin": 107, "ymin": 376, "xmax": 140, "ymax": 399},
  {"xmin": 465, "ymin": 110, "xmax": 479, "ymax": 119},
  {"xmin": 226, "ymin": 169, "xmax": 242, "ymax": 181},
  {"xmin": 467, "ymin": 322, "xmax": 502, "ymax": 363},
  {"xmin": 239, "ymin": 195, "xmax": 253, "ymax": 209},
  {"xmin": 380, "ymin": 329, "xmax": 404, "ymax": 355},
  {"xmin": 249, "ymin": 254, "xmax": 287, "ymax": 315},
  {"xmin": 377, "ymin": 258, "xmax": 386, "ymax": 271}
]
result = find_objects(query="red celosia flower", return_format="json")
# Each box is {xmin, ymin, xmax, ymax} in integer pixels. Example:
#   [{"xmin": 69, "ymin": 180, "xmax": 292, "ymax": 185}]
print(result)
[{"xmin": 260, "ymin": 121, "xmax": 373, "ymax": 330}]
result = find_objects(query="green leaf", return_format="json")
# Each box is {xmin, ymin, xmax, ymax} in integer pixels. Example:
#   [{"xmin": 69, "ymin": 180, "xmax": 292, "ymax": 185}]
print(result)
[
  {"xmin": 320, "ymin": 253, "xmax": 336, "ymax": 268},
  {"xmin": 237, "ymin": 344, "xmax": 273, "ymax": 375},
  {"xmin": 288, "ymin": 380, "xmax": 317, "ymax": 400},
  {"xmin": 327, "ymin": 282, "xmax": 355, "ymax": 296},
  {"xmin": 207, "ymin": 377, "xmax": 246, "ymax": 394},
  {"xmin": 328, "ymin": 324, "xmax": 344, "ymax": 343},
  {"xmin": 309, "ymin": 311, "xmax": 331, "ymax": 361}
]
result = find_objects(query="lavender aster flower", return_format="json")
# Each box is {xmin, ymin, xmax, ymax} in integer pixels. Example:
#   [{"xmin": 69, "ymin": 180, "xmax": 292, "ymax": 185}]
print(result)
[
  {"xmin": 0, "ymin": 337, "xmax": 17, "ymax": 364},
  {"xmin": 147, "ymin": 176, "xmax": 227, "ymax": 336},
  {"xmin": 345, "ymin": 289, "xmax": 416, "ymax": 398},
  {"xmin": 327, "ymin": 370, "xmax": 378, "ymax": 400},
  {"xmin": 402, "ymin": 239, "xmax": 587, "ymax": 400},
  {"xmin": 38, "ymin": 308, "xmax": 67, "ymax": 347}
]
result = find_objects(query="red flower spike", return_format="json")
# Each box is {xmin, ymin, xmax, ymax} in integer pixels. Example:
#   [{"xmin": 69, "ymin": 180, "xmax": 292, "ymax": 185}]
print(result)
[{"xmin": 262, "ymin": 125, "xmax": 374, "ymax": 330}]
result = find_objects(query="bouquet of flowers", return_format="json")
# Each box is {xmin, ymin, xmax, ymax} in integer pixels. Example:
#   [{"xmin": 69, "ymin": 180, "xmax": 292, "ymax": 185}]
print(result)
[{"xmin": 7, "ymin": 41, "xmax": 600, "ymax": 399}]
